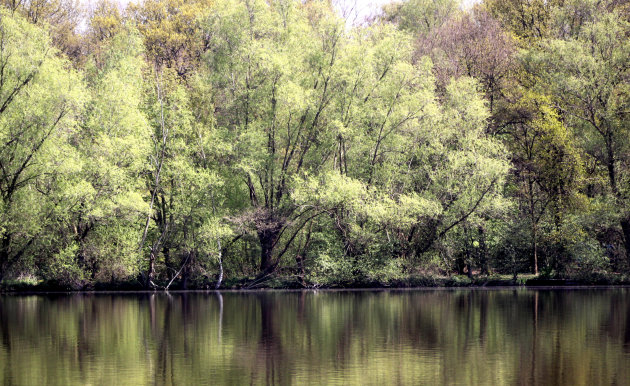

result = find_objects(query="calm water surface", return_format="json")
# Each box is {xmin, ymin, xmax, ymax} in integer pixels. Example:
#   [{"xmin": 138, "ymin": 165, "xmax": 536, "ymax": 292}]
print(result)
[{"xmin": 1, "ymin": 289, "xmax": 629, "ymax": 385}]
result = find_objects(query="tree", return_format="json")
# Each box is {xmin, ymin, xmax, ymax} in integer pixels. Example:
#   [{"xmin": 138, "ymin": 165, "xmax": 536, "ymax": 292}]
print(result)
[
  {"xmin": 380, "ymin": 0, "xmax": 460, "ymax": 35},
  {"xmin": 482, "ymin": 0, "xmax": 563, "ymax": 42},
  {"xmin": 502, "ymin": 92, "xmax": 585, "ymax": 273},
  {"xmin": 138, "ymin": 67, "xmax": 188, "ymax": 287},
  {"xmin": 83, "ymin": 0, "xmax": 124, "ymax": 58},
  {"xmin": 127, "ymin": 0, "xmax": 214, "ymax": 77},
  {"xmin": 293, "ymin": 70, "xmax": 510, "ymax": 277},
  {"xmin": 522, "ymin": 10, "xmax": 630, "ymax": 268},
  {"xmin": 139, "ymin": 66, "xmax": 231, "ymax": 289},
  {"xmin": 53, "ymin": 28, "xmax": 153, "ymax": 286},
  {"xmin": 0, "ymin": 0, "xmax": 84, "ymax": 60},
  {"xmin": 414, "ymin": 8, "xmax": 516, "ymax": 115},
  {"xmin": 0, "ymin": 10, "xmax": 84, "ymax": 282},
  {"xmin": 200, "ymin": 0, "xmax": 354, "ymax": 275}
]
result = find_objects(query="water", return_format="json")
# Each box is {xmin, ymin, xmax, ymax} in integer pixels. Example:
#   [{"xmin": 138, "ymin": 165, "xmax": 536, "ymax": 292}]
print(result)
[{"xmin": 0, "ymin": 289, "xmax": 629, "ymax": 385}]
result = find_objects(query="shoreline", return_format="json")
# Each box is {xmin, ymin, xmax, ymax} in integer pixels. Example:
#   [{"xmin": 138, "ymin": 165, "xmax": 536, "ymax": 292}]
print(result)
[{"xmin": 2, "ymin": 275, "xmax": 630, "ymax": 294}]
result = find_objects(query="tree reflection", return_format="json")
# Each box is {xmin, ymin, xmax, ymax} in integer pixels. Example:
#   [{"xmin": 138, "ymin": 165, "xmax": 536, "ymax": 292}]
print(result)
[{"xmin": 0, "ymin": 289, "xmax": 628, "ymax": 384}]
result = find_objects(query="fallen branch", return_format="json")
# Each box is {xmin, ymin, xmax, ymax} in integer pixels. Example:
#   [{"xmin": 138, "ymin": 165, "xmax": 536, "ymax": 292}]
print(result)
[{"xmin": 165, "ymin": 253, "xmax": 191, "ymax": 291}]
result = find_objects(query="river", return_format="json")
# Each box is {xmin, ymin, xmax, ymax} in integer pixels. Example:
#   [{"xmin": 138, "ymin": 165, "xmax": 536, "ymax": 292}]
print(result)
[{"xmin": 1, "ymin": 288, "xmax": 629, "ymax": 385}]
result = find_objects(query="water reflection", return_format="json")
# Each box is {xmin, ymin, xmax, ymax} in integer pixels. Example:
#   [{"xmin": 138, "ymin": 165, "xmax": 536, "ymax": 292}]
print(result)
[{"xmin": 0, "ymin": 289, "xmax": 629, "ymax": 385}]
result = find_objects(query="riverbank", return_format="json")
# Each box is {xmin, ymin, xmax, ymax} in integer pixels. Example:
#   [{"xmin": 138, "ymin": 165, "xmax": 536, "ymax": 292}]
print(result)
[{"xmin": 2, "ymin": 272, "xmax": 630, "ymax": 292}]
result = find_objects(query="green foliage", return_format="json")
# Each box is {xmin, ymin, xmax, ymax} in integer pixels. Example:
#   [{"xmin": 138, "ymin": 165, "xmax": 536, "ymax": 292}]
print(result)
[
  {"xmin": 380, "ymin": 0, "xmax": 460, "ymax": 35},
  {"xmin": 58, "ymin": 28, "xmax": 152, "ymax": 283},
  {"xmin": 519, "ymin": 6, "xmax": 630, "ymax": 270},
  {"xmin": 127, "ymin": 0, "xmax": 215, "ymax": 76},
  {"xmin": 483, "ymin": 0, "xmax": 564, "ymax": 41},
  {"xmin": 0, "ymin": 9, "xmax": 85, "ymax": 281},
  {"xmin": 48, "ymin": 243, "xmax": 86, "ymax": 288},
  {"xmin": 0, "ymin": 0, "xmax": 629, "ymax": 287}
]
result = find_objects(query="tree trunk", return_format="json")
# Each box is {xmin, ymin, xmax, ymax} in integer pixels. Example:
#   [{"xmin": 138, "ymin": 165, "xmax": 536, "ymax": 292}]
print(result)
[
  {"xmin": 621, "ymin": 218, "xmax": 630, "ymax": 270},
  {"xmin": 456, "ymin": 256, "xmax": 466, "ymax": 275},
  {"xmin": 606, "ymin": 136, "xmax": 617, "ymax": 196},
  {"xmin": 258, "ymin": 228, "xmax": 280, "ymax": 273},
  {"xmin": 528, "ymin": 177, "xmax": 539, "ymax": 275},
  {"xmin": 295, "ymin": 223, "xmax": 312, "ymax": 287},
  {"xmin": 532, "ymin": 224, "xmax": 538, "ymax": 275},
  {"xmin": 215, "ymin": 239, "xmax": 223, "ymax": 290},
  {"xmin": 0, "ymin": 234, "xmax": 11, "ymax": 284},
  {"xmin": 478, "ymin": 226, "xmax": 489, "ymax": 275},
  {"xmin": 163, "ymin": 245, "xmax": 173, "ymax": 280},
  {"xmin": 146, "ymin": 251, "xmax": 156, "ymax": 289},
  {"xmin": 414, "ymin": 219, "xmax": 439, "ymax": 257},
  {"xmin": 182, "ymin": 252, "xmax": 192, "ymax": 290},
  {"xmin": 465, "ymin": 245, "xmax": 473, "ymax": 279}
]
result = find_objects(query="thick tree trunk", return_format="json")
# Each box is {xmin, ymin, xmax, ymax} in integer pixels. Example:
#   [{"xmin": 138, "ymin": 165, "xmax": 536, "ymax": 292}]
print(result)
[
  {"xmin": 456, "ymin": 256, "xmax": 466, "ymax": 275},
  {"xmin": 258, "ymin": 228, "xmax": 280, "ymax": 273}
]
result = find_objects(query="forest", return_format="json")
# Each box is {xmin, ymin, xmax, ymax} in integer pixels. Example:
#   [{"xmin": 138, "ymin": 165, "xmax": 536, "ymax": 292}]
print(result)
[{"xmin": 0, "ymin": 0, "xmax": 628, "ymax": 290}]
